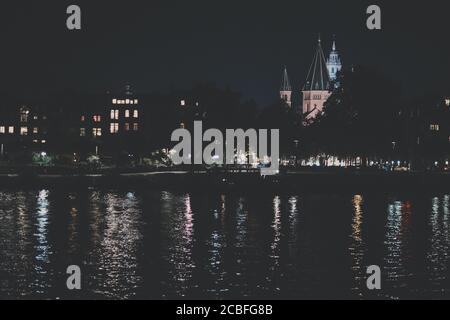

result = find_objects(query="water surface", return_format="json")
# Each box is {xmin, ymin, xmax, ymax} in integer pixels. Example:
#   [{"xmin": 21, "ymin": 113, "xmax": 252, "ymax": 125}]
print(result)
[{"xmin": 0, "ymin": 188, "xmax": 449, "ymax": 299}]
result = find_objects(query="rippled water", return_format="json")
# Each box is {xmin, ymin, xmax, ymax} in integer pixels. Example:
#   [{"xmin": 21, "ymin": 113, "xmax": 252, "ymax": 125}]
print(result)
[{"xmin": 0, "ymin": 188, "xmax": 449, "ymax": 299}]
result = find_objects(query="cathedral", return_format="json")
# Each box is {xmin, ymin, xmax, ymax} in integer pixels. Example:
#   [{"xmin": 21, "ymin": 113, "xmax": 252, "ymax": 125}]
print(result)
[{"xmin": 280, "ymin": 36, "xmax": 342, "ymax": 122}]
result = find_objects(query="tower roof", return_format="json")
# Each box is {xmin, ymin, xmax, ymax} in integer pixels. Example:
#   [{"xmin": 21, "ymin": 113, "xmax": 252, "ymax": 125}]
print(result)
[
  {"xmin": 328, "ymin": 36, "xmax": 341, "ymax": 64},
  {"xmin": 280, "ymin": 66, "xmax": 291, "ymax": 91},
  {"xmin": 303, "ymin": 37, "xmax": 330, "ymax": 91}
]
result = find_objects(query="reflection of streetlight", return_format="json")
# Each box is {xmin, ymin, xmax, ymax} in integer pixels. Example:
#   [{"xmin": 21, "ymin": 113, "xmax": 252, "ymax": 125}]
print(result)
[
  {"xmin": 0, "ymin": 143, "xmax": 3, "ymax": 157},
  {"xmin": 293, "ymin": 140, "xmax": 300, "ymax": 166},
  {"xmin": 392, "ymin": 141, "xmax": 396, "ymax": 150}
]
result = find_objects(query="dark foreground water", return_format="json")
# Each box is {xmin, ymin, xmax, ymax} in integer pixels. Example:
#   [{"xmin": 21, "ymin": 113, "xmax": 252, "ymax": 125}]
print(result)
[{"xmin": 0, "ymin": 188, "xmax": 449, "ymax": 300}]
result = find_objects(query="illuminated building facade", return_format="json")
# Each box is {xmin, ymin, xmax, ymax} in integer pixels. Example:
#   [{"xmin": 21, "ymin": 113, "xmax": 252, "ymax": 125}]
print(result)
[
  {"xmin": 109, "ymin": 85, "xmax": 140, "ymax": 136},
  {"xmin": 302, "ymin": 37, "xmax": 332, "ymax": 121},
  {"xmin": 79, "ymin": 85, "xmax": 140, "ymax": 141},
  {"xmin": 326, "ymin": 39, "xmax": 342, "ymax": 81},
  {"xmin": 76, "ymin": 85, "xmax": 143, "ymax": 157}
]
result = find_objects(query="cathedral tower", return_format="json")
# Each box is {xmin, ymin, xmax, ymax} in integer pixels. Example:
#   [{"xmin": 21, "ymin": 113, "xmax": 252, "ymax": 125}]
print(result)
[
  {"xmin": 302, "ymin": 36, "xmax": 331, "ymax": 121},
  {"xmin": 280, "ymin": 66, "xmax": 292, "ymax": 107},
  {"xmin": 326, "ymin": 37, "xmax": 342, "ymax": 81}
]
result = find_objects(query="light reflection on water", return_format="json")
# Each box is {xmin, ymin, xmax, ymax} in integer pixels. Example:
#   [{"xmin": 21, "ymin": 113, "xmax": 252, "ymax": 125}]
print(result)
[
  {"xmin": 92, "ymin": 191, "xmax": 144, "ymax": 299},
  {"xmin": 427, "ymin": 195, "xmax": 450, "ymax": 292},
  {"xmin": 0, "ymin": 189, "xmax": 449, "ymax": 299},
  {"xmin": 349, "ymin": 195, "xmax": 365, "ymax": 293},
  {"xmin": 383, "ymin": 199, "xmax": 413, "ymax": 294},
  {"xmin": 32, "ymin": 190, "xmax": 52, "ymax": 294}
]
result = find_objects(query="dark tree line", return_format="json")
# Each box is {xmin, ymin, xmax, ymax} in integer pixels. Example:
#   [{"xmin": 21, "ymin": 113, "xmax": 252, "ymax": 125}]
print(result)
[
  {"xmin": 303, "ymin": 66, "xmax": 402, "ymax": 164},
  {"xmin": 1, "ymin": 67, "xmax": 448, "ymax": 169}
]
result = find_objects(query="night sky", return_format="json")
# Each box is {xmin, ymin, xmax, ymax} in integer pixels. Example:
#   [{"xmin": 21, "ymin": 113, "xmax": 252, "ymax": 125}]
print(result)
[{"xmin": 1, "ymin": 0, "xmax": 449, "ymax": 105}]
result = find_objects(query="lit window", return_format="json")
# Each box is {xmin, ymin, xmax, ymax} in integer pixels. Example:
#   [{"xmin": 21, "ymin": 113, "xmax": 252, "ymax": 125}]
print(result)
[
  {"xmin": 110, "ymin": 109, "xmax": 119, "ymax": 120},
  {"xmin": 112, "ymin": 99, "xmax": 117, "ymax": 104},
  {"xmin": 133, "ymin": 123, "xmax": 139, "ymax": 131},
  {"xmin": 20, "ymin": 127, "xmax": 28, "ymax": 136},
  {"xmin": 134, "ymin": 99, "xmax": 138, "ymax": 104},
  {"xmin": 81, "ymin": 115, "xmax": 85, "ymax": 122},
  {"xmin": 93, "ymin": 115, "xmax": 101, "ymax": 122},
  {"xmin": 0, "ymin": 126, "xmax": 4, "ymax": 134},
  {"xmin": 33, "ymin": 116, "xmax": 38, "ymax": 120},
  {"xmin": 110, "ymin": 123, "xmax": 119, "ymax": 134},
  {"xmin": 445, "ymin": 99, "xmax": 450, "ymax": 106},
  {"xmin": 80, "ymin": 128, "xmax": 86, "ymax": 137},
  {"xmin": 33, "ymin": 127, "xmax": 38, "ymax": 134},
  {"xmin": 180, "ymin": 100, "xmax": 186, "ymax": 106},
  {"xmin": 20, "ymin": 109, "xmax": 29, "ymax": 123},
  {"xmin": 41, "ymin": 140, "xmax": 46, "ymax": 144},
  {"xmin": 126, "ymin": 99, "xmax": 130, "ymax": 104},
  {"xmin": 430, "ymin": 124, "xmax": 440, "ymax": 131},
  {"xmin": 93, "ymin": 128, "xmax": 102, "ymax": 137},
  {"xmin": 8, "ymin": 127, "xmax": 14, "ymax": 134},
  {"xmin": 133, "ymin": 110, "xmax": 138, "ymax": 118},
  {"xmin": 33, "ymin": 140, "xmax": 38, "ymax": 143},
  {"xmin": 125, "ymin": 123, "xmax": 130, "ymax": 131},
  {"xmin": 125, "ymin": 110, "xmax": 130, "ymax": 118}
]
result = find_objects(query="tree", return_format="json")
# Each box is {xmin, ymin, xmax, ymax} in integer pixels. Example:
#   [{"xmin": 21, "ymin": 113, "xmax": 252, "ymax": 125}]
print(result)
[
  {"xmin": 258, "ymin": 99, "xmax": 302, "ymax": 160},
  {"xmin": 305, "ymin": 65, "xmax": 402, "ymax": 164}
]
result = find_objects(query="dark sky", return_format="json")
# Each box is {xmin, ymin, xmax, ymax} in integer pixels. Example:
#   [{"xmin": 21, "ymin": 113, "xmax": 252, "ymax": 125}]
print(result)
[{"xmin": 0, "ymin": 0, "xmax": 449, "ymax": 105}]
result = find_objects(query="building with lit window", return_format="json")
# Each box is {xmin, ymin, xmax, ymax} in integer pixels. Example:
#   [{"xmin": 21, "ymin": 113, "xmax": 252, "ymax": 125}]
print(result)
[
  {"xmin": 109, "ymin": 85, "xmax": 140, "ymax": 137},
  {"xmin": 302, "ymin": 37, "xmax": 334, "ymax": 122},
  {"xmin": 402, "ymin": 96, "xmax": 450, "ymax": 169},
  {"xmin": 0, "ymin": 103, "xmax": 49, "ymax": 157}
]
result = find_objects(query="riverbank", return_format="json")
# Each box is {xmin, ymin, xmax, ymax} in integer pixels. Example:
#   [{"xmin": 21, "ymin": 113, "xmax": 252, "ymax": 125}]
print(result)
[{"xmin": 0, "ymin": 168, "xmax": 448, "ymax": 191}]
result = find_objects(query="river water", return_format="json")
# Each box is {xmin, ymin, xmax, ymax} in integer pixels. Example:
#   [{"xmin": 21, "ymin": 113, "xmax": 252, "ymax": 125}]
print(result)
[{"xmin": 0, "ymin": 188, "xmax": 449, "ymax": 299}]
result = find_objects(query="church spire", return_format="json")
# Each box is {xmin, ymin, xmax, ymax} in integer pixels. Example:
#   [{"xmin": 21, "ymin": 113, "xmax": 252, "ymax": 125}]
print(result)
[
  {"xmin": 279, "ymin": 66, "xmax": 292, "ymax": 107},
  {"xmin": 303, "ymin": 36, "xmax": 330, "ymax": 91},
  {"xmin": 302, "ymin": 36, "xmax": 333, "ymax": 122},
  {"xmin": 280, "ymin": 66, "xmax": 291, "ymax": 91}
]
